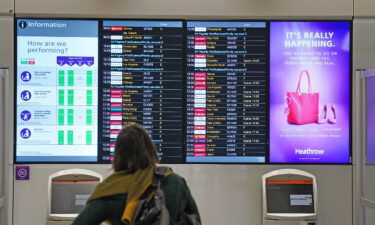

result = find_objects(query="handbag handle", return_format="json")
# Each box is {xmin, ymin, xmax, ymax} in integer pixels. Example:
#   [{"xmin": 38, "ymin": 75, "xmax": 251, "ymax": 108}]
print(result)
[{"xmin": 296, "ymin": 70, "xmax": 312, "ymax": 93}]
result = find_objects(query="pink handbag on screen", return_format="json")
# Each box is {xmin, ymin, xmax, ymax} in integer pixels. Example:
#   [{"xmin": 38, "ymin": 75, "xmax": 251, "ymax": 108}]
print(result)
[{"xmin": 286, "ymin": 70, "xmax": 319, "ymax": 125}]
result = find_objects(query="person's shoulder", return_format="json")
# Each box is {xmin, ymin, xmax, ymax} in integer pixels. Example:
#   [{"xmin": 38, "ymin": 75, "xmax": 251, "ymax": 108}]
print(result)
[
  {"xmin": 162, "ymin": 171, "xmax": 187, "ymax": 187},
  {"xmin": 168, "ymin": 171, "xmax": 185, "ymax": 180}
]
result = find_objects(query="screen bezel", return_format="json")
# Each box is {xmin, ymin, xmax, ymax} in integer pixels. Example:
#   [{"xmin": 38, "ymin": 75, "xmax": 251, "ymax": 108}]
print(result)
[
  {"xmin": 97, "ymin": 18, "xmax": 186, "ymax": 164},
  {"xmin": 47, "ymin": 169, "xmax": 102, "ymax": 220},
  {"xmin": 14, "ymin": 18, "xmax": 100, "ymax": 164},
  {"xmin": 265, "ymin": 182, "xmax": 315, "ymax": 214},
  {"xmin": 262, "ymin": 169, "xmax": 318, "ymax": 220},
  {"xmin": 267, "ymin": 20, "xmax": 353, "ymax": 165},
  {"xmin": 184, "ymin": 19, "xmax": 270, "ymax": 164},
  {"xmin": 13, "ymin": 18, "xmax": 352, "ymax": 165}
]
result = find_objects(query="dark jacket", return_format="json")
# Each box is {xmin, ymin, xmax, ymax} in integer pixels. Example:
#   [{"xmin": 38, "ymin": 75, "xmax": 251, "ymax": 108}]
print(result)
[{"xmin": 71, "ymin": 172, "xmax": 200, "ymax": 225}]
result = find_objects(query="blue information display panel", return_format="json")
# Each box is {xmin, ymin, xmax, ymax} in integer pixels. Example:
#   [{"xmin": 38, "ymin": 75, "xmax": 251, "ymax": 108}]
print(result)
[{"xmin": 16, "ymin": 19, "xmax": 99, "ymax": 162}]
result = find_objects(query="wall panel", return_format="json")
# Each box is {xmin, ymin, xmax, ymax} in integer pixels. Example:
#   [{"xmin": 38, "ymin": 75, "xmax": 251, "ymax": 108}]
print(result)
[
  {"xmin": 0, "ymin": 16, "xmax": 12, "ymax": 67},
  {"xmin": 0, "ymin": 16, "xmax": 13, "ymax": 225},
  {"xmin": 7, "ymin": 3, "xmax": 358, "ymax": 225},
  {"xmin": 355, "ymin": 0, "xmax": 375, "ymax": 18},
  {"xmin": 14, "ymin": 0, "xmax": 352, "ymax": 18},
  {"xmin": 13, "ymin": 164, "xmax": 352, "ymax": 225},
  {"xmin": 353, "ymin": 19, "xmax": 375, "ymax": 225},
  {"xmin": 0, "ymin": 0, "xmax": 13, "ymax": 15}
]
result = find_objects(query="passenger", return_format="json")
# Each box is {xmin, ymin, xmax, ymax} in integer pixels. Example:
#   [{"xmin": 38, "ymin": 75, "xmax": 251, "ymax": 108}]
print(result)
[{"xmin": 71, "ymin": 123, "xmax": 200, "ymax": 225}]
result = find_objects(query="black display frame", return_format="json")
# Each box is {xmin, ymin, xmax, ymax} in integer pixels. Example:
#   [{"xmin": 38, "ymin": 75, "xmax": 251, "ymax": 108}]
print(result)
[
  {"xmin": 184, "ymin": 20, "xmax": 270, "ymax": 164},
  {"xmin": 267, "ymin": 20, "xmax": 353, "ymax": 165},
  {"xmin": 97, "ymin": 18, "xmax": 187, "ymax": 164},
  {"xmin": 13, "ymin": 18, "xmax": 353, "ymax": 165},
  {"xmin": 14, "ymin": 17, "xmax": 101, "ymax": 164}
]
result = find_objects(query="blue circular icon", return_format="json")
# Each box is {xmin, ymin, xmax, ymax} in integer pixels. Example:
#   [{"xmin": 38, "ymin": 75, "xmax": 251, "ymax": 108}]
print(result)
[
  {"xmin": 21, "ymin": 71, "xmax": 32, "ymax": 82},
  {"xmin": 20, "ymin": 110, "xmax": 31, "ymax": 121},
  {"xmin": 19, "ymin": 21, "xmax": 27, "ymax": 29},
  {"xmin": 20, "ymin": 90, "xmax": 31, "ymax": 101},
  {"xmin": 20, "ymin": 128, "xmax": 31, "ymax": 139}
]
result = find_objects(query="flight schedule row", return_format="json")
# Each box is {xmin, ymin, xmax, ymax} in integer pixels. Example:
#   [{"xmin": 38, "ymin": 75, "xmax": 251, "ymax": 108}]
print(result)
[{"xmin": 98, "ymin": 21, "xmax": 269, "ymax": 164}]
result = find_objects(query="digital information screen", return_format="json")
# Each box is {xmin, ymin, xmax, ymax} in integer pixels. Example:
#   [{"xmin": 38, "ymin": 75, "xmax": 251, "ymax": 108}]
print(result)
[
  {"xmin": 99, "ymin": 21, "xmax": 184, "ymax": 163},
  {"xmin": 16, "ymin": 19, "xmax": 99, "ymax": 162},
  {"xmin": 266, "ymin": 179, "xmax": 315, "ymax": 214},
  {"xmin": 185, "ymin": 21, "xmax": 268, "ymax": 163},
  {"xmin": 269, "ymin": 21, "xmax": 351, "ymax": 163},
  {"xmin": 15, "ymin": 19, "xmax": 352, "ymax": 164},
  {"xmin": 51, "ymin": 180, "xmax": 98, "ymax": 214}
]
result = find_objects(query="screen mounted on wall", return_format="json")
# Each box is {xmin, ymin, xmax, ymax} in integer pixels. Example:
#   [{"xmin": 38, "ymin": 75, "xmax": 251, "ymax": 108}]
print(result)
[
  {"xmin": 15, "ymin": 19, "xmax": 352, "ymax": 164},
  {"xmin": 269, "ymin": 21, "xmax": 351, "ymax": 163},
  {"xmin": 185, "ymin": 21, "xmax": 269, "ymax": 163},
  {"xmin": 99, "ymin": 20, "xmax": 184, "ymax": 163},
  {"xmin": 16, "ymin": 19, "xmax": 99, "ymax": 163}
]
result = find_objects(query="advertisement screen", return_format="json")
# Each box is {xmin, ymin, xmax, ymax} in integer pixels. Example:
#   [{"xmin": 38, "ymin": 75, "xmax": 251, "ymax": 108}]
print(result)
[
  {"xmin": 366, "ymin": 77, "xmax": 375, "ymax": 164},
  {"xmin": 16, "ymin": 19, "xmax": 99, "ymax": 162},
  {"xmin": 269, "ymin": 21, "xmax": 351, "ymax": 163}
]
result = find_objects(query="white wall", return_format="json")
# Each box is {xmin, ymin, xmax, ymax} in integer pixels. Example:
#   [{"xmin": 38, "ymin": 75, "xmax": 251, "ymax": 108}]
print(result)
[
  {"xmin": 0, "ymin": 67, "xmax": 4, "ymax": 225},
  {"xmin": 0, "ymin": 15, "xmax": 14, "ymax": 225},
  {"xmin": 13, "ymin": 0, "xmax": 352, "ymax": 18},
  {"xmin": 0, "ymin": 0, "xmax": 12, "ymax": 15},
  {"xmin": 0, "ymin": 0, "xmax": 363, "ymax": 225},
  {"xmin": 353, "ymin": 19, "xmax": 375, "ymax": 201},
  {"xmin": 364, "ymin": 166, "xmax": 375, "ymax": 225},
  {"xmin": 353, "ymin": 19, "xmax": 375, "ymax": 225},
  {"xmin": 0, "ymin": 16, "xmax": 12, "ymax": 67},
  {"xmin": 355, "ymin": 0, "xmax": 375, "ymax": 18},
  {"xmin": 366, "ymin": 207, "xmax": 375, "ymax": 225},
  {"xmin": 13, "ymin": 164, "xmax": 352, "ymax": 225}
]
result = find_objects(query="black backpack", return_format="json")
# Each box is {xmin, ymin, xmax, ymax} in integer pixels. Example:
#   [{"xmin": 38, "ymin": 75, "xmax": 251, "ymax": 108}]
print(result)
[
  {"xmin": 131, "ymin": 166, "xmax": 171, "ymax": 225},
  {"xmin": 131, "ymin": 167, "xmax": 201, "ymax": 225}
]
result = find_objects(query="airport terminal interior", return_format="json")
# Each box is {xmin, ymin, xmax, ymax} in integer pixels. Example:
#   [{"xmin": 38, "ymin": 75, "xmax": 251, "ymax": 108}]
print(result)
[{"xmin": 1, "ymin": 0, "xmax": 375, "ymax": 224}]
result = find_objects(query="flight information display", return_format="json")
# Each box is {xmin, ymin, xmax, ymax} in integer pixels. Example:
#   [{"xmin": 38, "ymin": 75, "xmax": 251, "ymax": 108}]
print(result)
[
  {"xmin": 99, "ymin": 21, "xmax": 184, "ymax": 163},
  {"xmin": 16, "ymin": 19, "xmax": 99, "ymax": 162},
  {"xmin": 185, "ymin": 21, "xmax": 269, "ymax": 163},
  {"xmin": 15, "ymin": 19, "xmax": 351, "ymax": 164}
]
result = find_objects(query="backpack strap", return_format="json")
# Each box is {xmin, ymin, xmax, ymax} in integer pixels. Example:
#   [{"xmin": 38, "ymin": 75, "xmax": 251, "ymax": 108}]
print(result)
[
  {"xmin": 155, "ymin": 166, "xmax": 172, "ymax": 177},
  {"xmin": 152, "ymin": 166, "xmax": 172, "ymax": 188}
]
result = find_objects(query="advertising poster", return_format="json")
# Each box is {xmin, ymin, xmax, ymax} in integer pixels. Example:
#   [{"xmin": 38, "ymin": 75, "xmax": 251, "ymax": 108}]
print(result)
[
  {"xmin": 270, "ymin": 21, "xmax": 351, "ymax": 163},
  {"xmin": 366, "ymin": 77, "xmax": 375, "ymax": 164}
]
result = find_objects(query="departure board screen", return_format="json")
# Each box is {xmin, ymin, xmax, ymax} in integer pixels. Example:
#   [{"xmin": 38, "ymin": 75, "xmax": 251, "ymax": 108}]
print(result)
[
  {"xmin": 99, "ymin": 21, "xmax": 184, "ymax": 163},
  {"xmin": 185, "ymin": 21, "xmax": 269, "ymax": 163},
  {"xmin": 15, "ymin": 19, "xmax": 351, "ymax": 165}
]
